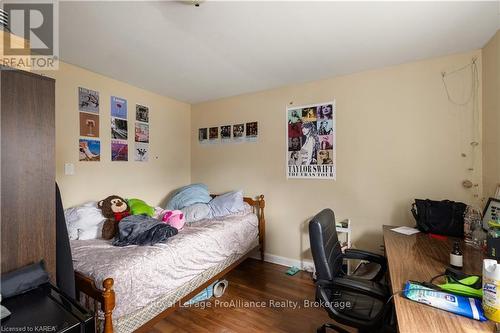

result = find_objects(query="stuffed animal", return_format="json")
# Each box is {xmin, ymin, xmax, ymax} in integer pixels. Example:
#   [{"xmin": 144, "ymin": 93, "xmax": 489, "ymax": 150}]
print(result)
[
  {"xmin": 127, "ymin": 198, "xmax": 154, "ymax": 217},
  {"xmin": 98, "ymin": 195, "xmax": 130, "ymax": 239},
  {"xmin": 162, "ymin": 210, "xmax": 185, "ymax": 230}
]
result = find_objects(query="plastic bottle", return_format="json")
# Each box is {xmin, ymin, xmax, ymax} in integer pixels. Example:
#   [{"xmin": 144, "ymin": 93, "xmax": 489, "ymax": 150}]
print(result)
[{"xmin": 482, "ymin": 259, "xmax": 500, "ymax": 322}]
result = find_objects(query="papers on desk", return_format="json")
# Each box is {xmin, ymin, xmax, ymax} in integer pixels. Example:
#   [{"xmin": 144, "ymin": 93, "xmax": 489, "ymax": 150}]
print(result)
[{"xmin": 391, "ymin": 226, "xmax": 420, "ymax": 235}]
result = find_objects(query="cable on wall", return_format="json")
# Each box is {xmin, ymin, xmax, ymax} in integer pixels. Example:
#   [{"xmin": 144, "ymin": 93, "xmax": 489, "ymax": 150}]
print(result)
[{"xmin": 441, "ymin": 57, "xmax": 481, "ymax": 204}]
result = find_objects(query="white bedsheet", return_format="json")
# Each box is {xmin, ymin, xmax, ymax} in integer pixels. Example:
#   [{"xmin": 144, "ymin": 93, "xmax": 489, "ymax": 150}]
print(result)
[{"xmin": 70, "ymin": 208, "xmax": 258, "ymax": 320}]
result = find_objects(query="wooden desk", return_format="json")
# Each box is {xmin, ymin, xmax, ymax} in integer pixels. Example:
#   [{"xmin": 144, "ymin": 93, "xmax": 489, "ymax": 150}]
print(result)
[{"xmin": 383, "ymin": 225, "xmax": 495, "ymax": 333}]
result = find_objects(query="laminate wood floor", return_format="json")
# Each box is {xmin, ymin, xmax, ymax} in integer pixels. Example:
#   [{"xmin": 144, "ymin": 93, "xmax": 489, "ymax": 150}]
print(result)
[{"xmin": 148, "ymin": 258, "xmax": 355, "ymax": 333}]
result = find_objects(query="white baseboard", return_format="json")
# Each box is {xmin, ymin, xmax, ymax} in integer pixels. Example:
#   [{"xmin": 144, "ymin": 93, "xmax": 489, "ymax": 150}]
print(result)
[{"xmin": 250, "ymin": 252, "xmax": 315, "ymax": 273}]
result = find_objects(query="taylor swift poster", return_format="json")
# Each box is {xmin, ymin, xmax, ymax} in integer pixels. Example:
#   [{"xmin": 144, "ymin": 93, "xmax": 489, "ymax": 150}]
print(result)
[{"xmin": 286, "ymin": 101, "xmax": 336, "ymax": 179}]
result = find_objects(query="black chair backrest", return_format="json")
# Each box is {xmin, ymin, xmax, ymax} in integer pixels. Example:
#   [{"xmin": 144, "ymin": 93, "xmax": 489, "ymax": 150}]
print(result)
[
  {"xmin": 309, "ymin": 209, "xmax": 342, "ymax": 282},
  {"xmin": 55, "ymin": 183, "xmax": 75, "ymax": 299}
]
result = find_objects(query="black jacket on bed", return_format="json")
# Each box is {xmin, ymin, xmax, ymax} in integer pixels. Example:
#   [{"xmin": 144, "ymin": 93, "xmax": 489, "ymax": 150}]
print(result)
[{"xmin": 112, "ymin": 215, "xmax": 178, "ymax": 247}]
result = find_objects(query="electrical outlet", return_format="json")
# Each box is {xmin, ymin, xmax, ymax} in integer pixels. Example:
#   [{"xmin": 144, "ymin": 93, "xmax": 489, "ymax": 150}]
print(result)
[{"xmin": 64, "ymin": 163, "xmax": 75, "ymax": 175}]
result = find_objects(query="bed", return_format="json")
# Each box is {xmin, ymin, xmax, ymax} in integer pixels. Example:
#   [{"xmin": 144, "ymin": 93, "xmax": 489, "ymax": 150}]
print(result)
[{"xmin": 73, "ymin": 195, "xmax": 265, "ymax": 333}]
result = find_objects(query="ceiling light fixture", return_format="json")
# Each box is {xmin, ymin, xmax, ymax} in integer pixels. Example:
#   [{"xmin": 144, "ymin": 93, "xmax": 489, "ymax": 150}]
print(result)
[{"xmin": 178, "ymin": 1, "xmax": 204, "ymax": 8}]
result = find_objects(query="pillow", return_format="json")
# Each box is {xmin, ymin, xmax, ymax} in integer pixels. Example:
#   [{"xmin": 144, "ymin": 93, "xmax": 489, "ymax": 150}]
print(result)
[
  {"xmin": 128, "ymin": 198, "xmax": 154, "ymax": 217},
  {"xmin": 166, "ymin": 183, "xmax": 212, "ymax": 211},
  {"xmin": 208, "ymin": 191, "xmax": 245, "ymax": 218},
  {"xmin": 181, "ymin": 203, "xmax": 211, "ymax": 223},
  {"xmin": 78, "ymin": 223, "xmax": 104, "ymax": 240},
  {"xmin": 64, "ymin": 202, "xmax": 106, "ymax": 240}
]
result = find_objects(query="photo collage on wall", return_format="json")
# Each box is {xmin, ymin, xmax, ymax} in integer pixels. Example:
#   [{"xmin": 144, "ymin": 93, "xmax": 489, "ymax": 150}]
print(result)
[
  {"xmin": 134, "ymin": 104, "xmax": 149, "ymax": 162},
  {"xmin": 111, "ymin": 96, "xmax": 128, "ymax": 161},
  {"xmin": 78, "ymin": 88, "xmax": 151, "ymax": 163},
  {"xmin": 78, "ymin": 87, "xmax": 101, "ymax": 161},
  {"xmin": 199, "ymin": 122, "xmax": 258, "ymax": 145},
  {"xmin": 286, "ymin": 101, "xmax": 336, "ymax": 179}
]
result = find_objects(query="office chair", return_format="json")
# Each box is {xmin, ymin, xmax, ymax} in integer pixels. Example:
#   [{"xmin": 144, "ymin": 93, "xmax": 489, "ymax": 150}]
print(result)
[
  {"xmin": 309, "ymin": 209, "xmax": 393, "ymax": 333},
  {"xmin": 56, "ymin": 183, "xmax": 76, "ymax": 299}
]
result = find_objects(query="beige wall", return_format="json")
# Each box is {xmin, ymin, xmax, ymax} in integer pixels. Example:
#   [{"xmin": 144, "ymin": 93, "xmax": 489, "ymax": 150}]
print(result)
[
  {"xmin": 482, "ymin": 30, "xmax": 500, "ymax": 198},
  {"xmin": 191, "ymin": 50, "xmax": 482, "ymax": 261},
  {"xmin": 30, "ymin": 46, "xmax": 488, "ymax": 262},
  {"xmin": 38, "ymin": 62, "xmax": 191, "ymax": 208}
]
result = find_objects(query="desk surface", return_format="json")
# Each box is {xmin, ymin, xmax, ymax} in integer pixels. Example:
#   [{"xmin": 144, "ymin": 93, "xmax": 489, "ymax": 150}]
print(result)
[{"xmin": 383, "ymin": 225, "xmax": 494, "ymax": 333}]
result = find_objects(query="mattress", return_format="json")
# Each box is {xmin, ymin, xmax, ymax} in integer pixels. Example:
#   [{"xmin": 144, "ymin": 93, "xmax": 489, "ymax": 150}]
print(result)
[{"xmin": 70, "ymin": 206, "xmax": 258, "ymax": 321}]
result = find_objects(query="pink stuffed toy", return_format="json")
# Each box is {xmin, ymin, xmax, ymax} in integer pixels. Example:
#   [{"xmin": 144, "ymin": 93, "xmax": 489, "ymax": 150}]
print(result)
[{"xmin": 162, "ymin": 210, "xmax": 185, "ymax": 230}]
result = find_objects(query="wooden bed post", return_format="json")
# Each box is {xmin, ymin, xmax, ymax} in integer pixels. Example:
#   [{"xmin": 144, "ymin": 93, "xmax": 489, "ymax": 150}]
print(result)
[
  {"xmin": 102, "ymin": 278, "xmax": 115, "ymax": 333},
  {"xmin": 258, "ymin": 195, "xmax": 266, "ymax": 262}
]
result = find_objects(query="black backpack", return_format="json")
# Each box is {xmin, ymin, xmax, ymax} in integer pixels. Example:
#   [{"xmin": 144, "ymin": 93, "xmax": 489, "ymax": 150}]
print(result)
[{"xmin": 411, "ymin": 199, "xmax": 467, "ymax": 237}]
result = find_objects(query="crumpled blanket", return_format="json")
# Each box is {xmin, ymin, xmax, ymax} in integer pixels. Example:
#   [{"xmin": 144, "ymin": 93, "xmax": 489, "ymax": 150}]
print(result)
[{"xmin": 112, "ymin": 215, "xmax": 178, "ymax": 247}]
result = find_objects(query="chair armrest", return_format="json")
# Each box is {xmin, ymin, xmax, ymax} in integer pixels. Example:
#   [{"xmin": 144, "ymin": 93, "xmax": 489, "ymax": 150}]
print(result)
[
  {"xmin": 317, "ymin": 277, "xmax": 388, "ymax": 301},
  {"xmin": 343, "ymin": 249, "xmax": 387, "ymax": 281}
]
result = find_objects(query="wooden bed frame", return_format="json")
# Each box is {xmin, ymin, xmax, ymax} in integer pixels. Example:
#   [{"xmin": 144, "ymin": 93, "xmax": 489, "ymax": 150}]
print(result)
[{"xmin": 74, "ymin": 195, "xmax": 266, "ymax": 333}]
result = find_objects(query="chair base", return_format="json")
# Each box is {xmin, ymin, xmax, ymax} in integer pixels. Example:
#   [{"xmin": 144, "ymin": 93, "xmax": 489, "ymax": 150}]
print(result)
[
  {"xmin": 317, "ymin": 322, "xmax": 396, "ymax": 333},
  {"xmin": 316, "ymin": 323, "xmax": 350, "ymax": 333}
]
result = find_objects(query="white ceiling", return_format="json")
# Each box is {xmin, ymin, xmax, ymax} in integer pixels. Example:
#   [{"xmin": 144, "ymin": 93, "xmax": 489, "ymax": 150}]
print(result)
[{"xmin": 59, "ymin": 1, "xmax": 499, "ymax": 103}]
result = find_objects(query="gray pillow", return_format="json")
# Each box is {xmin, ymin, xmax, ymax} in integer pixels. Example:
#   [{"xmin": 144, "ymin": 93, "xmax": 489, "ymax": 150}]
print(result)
[
  {"xmin": 181, "ymin": 203, "xmax": 211, "ymax": 223},
  {"xmin": 208, "ymin": 191, "xmax": 245, "ymax": 218}
]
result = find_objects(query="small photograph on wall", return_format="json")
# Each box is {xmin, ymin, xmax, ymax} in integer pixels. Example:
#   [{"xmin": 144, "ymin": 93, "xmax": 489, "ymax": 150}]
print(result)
[
  {"xmin": 288, "ymin": 137, "xmax": 301, "ymax": 151},
  {"xmin": 318, "ymin": 150, "xmax": 334, "ymax": 165},
  {"xmin": 233, "ymin": 124, "xmax": 245, "ymax": 143},
  {"xmin": 79, "ymin": 112, "xmax": 99, "ymax": 137},
  {"xmin": 199, "ymin": 128, "xmax": 208, "ymax": 144},
  {"xmin": 78, "ymin": 87, "xmax": 99, "ymax": 114},
  {"xmin": 288, "ymin": 151, "xmax": 300, "ymax": 166},
  {"xmin": 136, "ymin": 104, "xmax": 149, "ymax": 123},
  {"xmin": 319, "ymin": 135, "xmax": 333, "ymax": 150},
  {"xmin": 135, "ymin": 142, "xmax": 149, "ymax": 162},
  {"xmin": 221, "ymin": 125, "xmax": 231, "ymax": 143},
  {"xmin": 135, "ymin": 123, "xmax": 149, "ymax": 143},
  {"xmin": 111, "ymin": 139, "xmax": 128, "ymax": 161},
  {"xmin": 286, "ymin": 101, "xmax": 336, "ymax": 180},
  {"xmin": 288, "ymin": 109, "xmax": 301, "ymax": 124},
  {"xmin": 111, "ymin": 96, "xmax": 127, "ymax": 119},
  {"xmin": 302, "ymin": 107, "xmax": 317, "ymax": 122},
  {"xmin": 79, "ymin": 138, "xmax": 100, "ymax": 161},
  {"xmin": 288, "ymin": 121, "xmax": 302, "ymax": 138},
  {"xmin": 317, "ymin": 104, "xmax": 333, "ymax": 119},
  {"xmin": 245, "ymin": 122, "xmax": 258, "ymax": 142},
  {"xmin": 111, "ymin": 117, "xmax": 128, "ymax": 140},
  {"xmin": 317, "ymin": 120, "xmax": 333, "ymax": 135},
  {"xmin": 209, "ymin": 127, "xmax": 219, "ymax": 143}
]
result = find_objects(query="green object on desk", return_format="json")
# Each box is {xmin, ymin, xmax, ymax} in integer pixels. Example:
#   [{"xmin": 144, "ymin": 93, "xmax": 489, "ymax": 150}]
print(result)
[
  {"xmin": 286, "ymin": 266, "xmax": 300, "ymax": 276},
  {"xmin": 489, "ymin": 220, "xmax": 500, "ymax": 228},
  {"xmin": 437, "ymin": 275, "xmax": 483, "ymax": 299}
]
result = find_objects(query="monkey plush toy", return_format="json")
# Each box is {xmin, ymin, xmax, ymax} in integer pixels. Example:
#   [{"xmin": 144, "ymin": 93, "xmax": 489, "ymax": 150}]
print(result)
[{"xmin": 98, "ymin": 195, "xmax": 130, "ymax": 239}]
